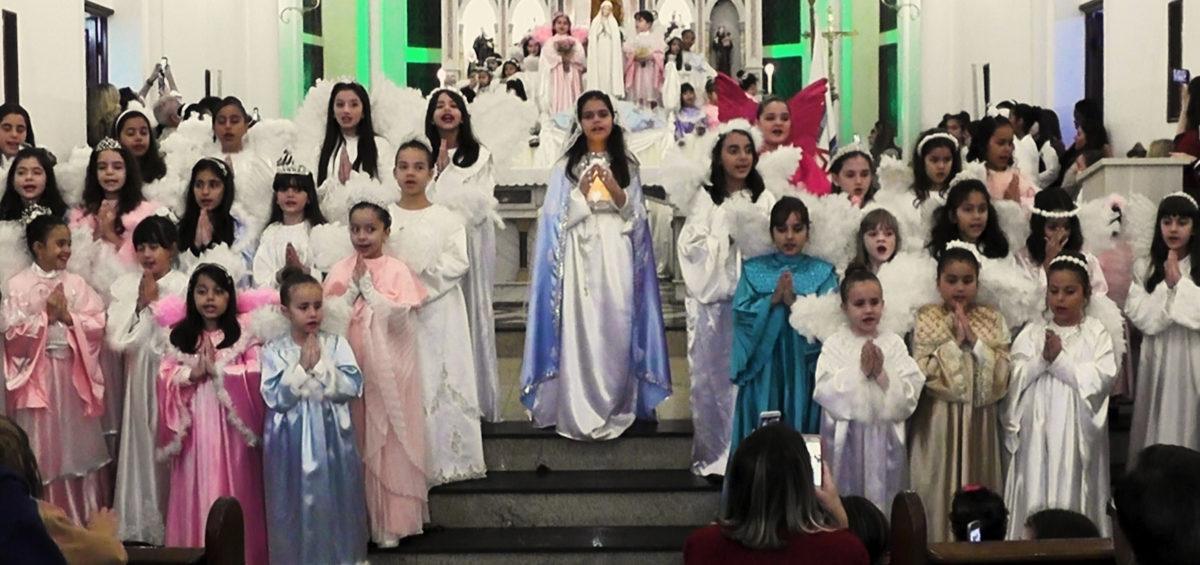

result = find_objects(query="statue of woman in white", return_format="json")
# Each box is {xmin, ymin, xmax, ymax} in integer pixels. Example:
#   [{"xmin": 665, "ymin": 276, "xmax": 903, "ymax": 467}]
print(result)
[{"xmin": 586, "ymin": 0, "xmax": 625, "ymax": 99}]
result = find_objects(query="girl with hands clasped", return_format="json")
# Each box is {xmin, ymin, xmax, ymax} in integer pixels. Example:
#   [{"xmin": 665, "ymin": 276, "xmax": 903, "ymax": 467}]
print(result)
[
  {"xmin": 814, "ymin": 268, "xmax": 924, "ymax": 515},
  {"xmin": 1004, "ymin": 252, "xmax": 1117, "ymax": 538},
  {"xmin": 3, "ymin": 213, "xmax": 109, "ymax": 527},
  {"xmin": 155, "ymin": 263, "xmax": 269, "ymax": 564},
  {"xmin": 106, "ymin": 216, "xmax": 187, "ymax": 544},
  {"xmin": 262, "ymin": 268, "xmax": 368, "ymax": 564},
  {"xmin": 323, "ymin": 202, "xmax": 428, "ymax": 546},
  {"xmin": 908, "ymin": 243, "xmax": 1011, "ymax": 542},
  {"xmin": 1124, "ymin": 191, "xmax": 1200, "ymax": 459},
  {"xmin": 729, "ymin": 197, "xmax": 838, "ymax": 453}
]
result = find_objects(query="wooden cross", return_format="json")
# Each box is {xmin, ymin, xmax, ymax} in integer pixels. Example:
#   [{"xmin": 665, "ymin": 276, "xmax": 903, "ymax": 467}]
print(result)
[{"xmin": 802, "ymin": 0, "xmax": 856, "ymax": 102}]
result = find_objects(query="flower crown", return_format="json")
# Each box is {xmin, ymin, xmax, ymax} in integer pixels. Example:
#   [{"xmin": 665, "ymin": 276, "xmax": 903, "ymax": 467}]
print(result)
[
  {"xmin": 916, "ymin": 132, "xmax": 958, "ymax": 155},
  {"xmin": 94, "ymin": 137, "xmax": 122, "ymax": 153},
  {"xmin": 1049, "ymin": 254, "xmax": 1088, "ymax": 269},
  {"xmin": 1164, "ymin": 190, "xmax": 1199, "ymax": 210},
  {"xmin": 20, "ymin": 203, "xmax": 52, "ymax": 226},
  {"xmin": 274, "ymin": 150, "xmax": 310, "ymax": 177},
  {"xmin": 1031, "ymin": 206, "xmax": 1078, "ymax": 219},
  {"xmin": 944, "ymin": 239, "xmax": 985, "ymax": 264}
]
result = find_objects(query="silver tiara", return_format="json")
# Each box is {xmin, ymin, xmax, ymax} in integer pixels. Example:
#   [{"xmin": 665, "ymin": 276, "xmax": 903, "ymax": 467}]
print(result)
[
  {"xmin": 827, "ymin": 135, "xmax": 872, "ymax": 171},
  {"xmin": 944, "ymin": 239, "xmax": 985, "ymax": 264},
  {"xmin": 1049, "ymin": 255, "xmax": 1088, "ymax": 269},
  {"xmin": 916, "ymin": 132, "xmax": 958, "ymax": 155},
  {"xmin": 1165, "ymin": 191, "xmax": 1199, "ymax": 209},
  {"xmin": 94, "ymin": 137, "xmax": 122, "ymax": 152},
  {"xmin": 275, "ymin": 150, "xmax": 309, "ymax": 177},
  {"xmin": 20, "ymin": 203, "xmax": 52, "ymax": 226}
]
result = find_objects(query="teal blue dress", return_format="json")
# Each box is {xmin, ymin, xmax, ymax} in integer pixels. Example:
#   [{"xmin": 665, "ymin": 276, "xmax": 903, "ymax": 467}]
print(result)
[{"xmin": 730, "ymin": 252, "xmax": 838, "ymax": 454}]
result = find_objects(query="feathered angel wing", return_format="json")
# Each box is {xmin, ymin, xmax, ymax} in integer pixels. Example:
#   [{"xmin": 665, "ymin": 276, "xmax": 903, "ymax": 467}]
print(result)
[
  {"xmin": 993, "ymin": 200, "xmax": 1031, "ymax": 255},
  {"xmin": 878, "ymin": 253, "xmax": 940, "ymax": 336},
  {"xmin": 1121, "ymin": 193, "xmax": 1157, "ymax": 265},
  {"xmin": 759, "ymin": 146, "xmax": 804, "ymax": 200},
  {"xmin": 786, "ymin": 78, "xmax": 827, "ymax": 152},
  {"xmin": 370, "ymin": 80, "xmax": 428, "ymax": 149},
  {"xmin": 292, "ymin": 78, "xmax": 341, "ymax": 172},
  {"xmin": 55, "ymin": 147, "xmax": 93, "ymax": 207},
  {"xmin": 0, "ymin": 221, "xmax": 31, "ymax": 286},
  {"xmin": 800, "ymin": 193, "xmax": 860, "ymax": 270},
  {"xmin": 309, "ymin": 221, "xmax": 353, "ymax": 273},
  {"xmin": 318, "ymin": 169, "xmax": 397, "ymax": 227},
  {"xmin": 160, "ymin": 117, "xmax": 217, "ymax": 203},
  {"xmin": 1078, "ymin": 194, "xmax": 1122, "ymax": 256},
  {"xmin": 723, "ymin": 195, "xmax": 776, "ymax": 259},
  {"xmin": 661, "ymin": 134, "xmax": 712, "ymax": 214},
  {"xmin": 789, "ymin": 292, "xmax": 843, "ymax": 344},
  {"xmin": 714, "ymin": 72, "xmax": 758, "ymax": 124},
  {"xmin": 470, "ymin": 90, "xmax": 539, "ymax": 167},
  {"xmin": 875, "ymin": 154, "xmax": 913, "ymax": 196},
  {"xmin": 244, "ymin": 118, "xmax": 297, "ymax": 168},
  {"xmin": 977, "ymin": 256, "xmax": 1041, "ymax": 329},
  {"xmin": 1088, "ymin": 294, "xmax": 1128, "ymax": 362}
]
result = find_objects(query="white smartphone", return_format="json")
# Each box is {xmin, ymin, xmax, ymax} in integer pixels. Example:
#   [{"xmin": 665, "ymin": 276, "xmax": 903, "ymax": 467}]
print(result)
[{"xmin": 803, "ymin": 434, "xmax": 822, "ymax": 488}]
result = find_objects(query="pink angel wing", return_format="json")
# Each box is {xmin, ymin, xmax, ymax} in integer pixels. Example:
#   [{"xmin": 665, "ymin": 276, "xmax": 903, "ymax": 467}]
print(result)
[
  {"xmin": 787, "ymin": 79, "xmax": 832, "ymax": 195},
  {"xmin": 714, "ymin": 73, "xmax": 758, "ymax": 124}
]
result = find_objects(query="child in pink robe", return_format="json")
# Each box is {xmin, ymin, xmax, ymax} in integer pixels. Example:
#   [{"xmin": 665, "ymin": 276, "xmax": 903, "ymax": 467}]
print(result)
[
  {"xmin": 4, "ymin": 213, "xmax": 109, "ymax": 526},
  {"xmin": 624, "ymin": 11, "xmax": 666, "ymax": 108},
  {"xmin": 537, "ymin": 13, "xmax": 587, "ymax": 115},
  {"xmin": 324, "ymin": 201, "xmax": 428, "ymax": 546},
  {"xmin": 155, "ymin": 263, "xmax": 269, "ymax": 564}
]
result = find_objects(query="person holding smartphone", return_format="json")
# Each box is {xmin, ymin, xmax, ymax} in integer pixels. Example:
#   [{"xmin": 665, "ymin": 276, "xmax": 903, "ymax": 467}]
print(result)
[{"xmin": 684, "ymin": 424, "xmax": 870, "ymax": 564}]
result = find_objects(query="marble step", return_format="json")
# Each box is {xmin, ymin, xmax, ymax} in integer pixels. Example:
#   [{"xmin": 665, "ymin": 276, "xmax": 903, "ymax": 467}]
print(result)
[
  {"xmin": 372, "ymin": 526, "xmax": 691, "ymax": 564},
  {"xmin": 428, "ymin": 469, "xmax": 720, "ymax": 528},
  {"xmin": 482, "ymin": 419, "xmax": 694, "ymax": 471}
]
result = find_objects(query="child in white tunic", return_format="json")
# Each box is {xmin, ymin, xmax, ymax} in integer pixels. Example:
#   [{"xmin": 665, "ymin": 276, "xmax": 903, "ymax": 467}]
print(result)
[
  {"xmin": 389, "ymin": 139, "xmax": 485, "ymax": 486},
  {"xmin": 1004, "ymin": 252, "xmax": 1117, "ymax": 538},
  {"xmin": 814, "ymin": 268, "xmax": 924, "ymax": 514},
  {"xmin": 252, "ymin": 153, "xmax": 329, "ymax": 288}
]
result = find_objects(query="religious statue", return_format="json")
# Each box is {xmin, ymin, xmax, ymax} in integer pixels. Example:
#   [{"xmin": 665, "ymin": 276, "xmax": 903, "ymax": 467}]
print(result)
[
  {"xmin": 472, "ymin": 29, "xmax": 496, "ymax": 63},
  {"xmin": 712, "ymin": 26, "xmax": 734, "ymax": 76},
  {"xmin": 591, "ymin": 0, "xmax": 623, "ymax": 24},
  {"xmin": 587, "ymin": 0, "xmax": 625, "ymax": 98}
]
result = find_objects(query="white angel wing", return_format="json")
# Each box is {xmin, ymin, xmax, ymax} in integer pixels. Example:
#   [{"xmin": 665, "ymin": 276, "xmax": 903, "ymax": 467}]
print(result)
[
  {"xmin": 55, "ymin": 147, "xmax": 93, "ymax": 207},
  {"xmin": 318, "ymin": 170, "xmax": 397, "ymax": 226},
  {"xmin": 0, "ymin": 221, "xmax": 31, "ymax": 286},
  {"xmin": 723, "ymin": 195, "xmax": 776, "ymax": 260},
  {"xmin": 292, "ymin": 79, "xmax": 340, "ymax": 172},
  {"xmin": 470, "ymin": 90, "xmax": 539, "ymax": 167},
  {"xmin": 993, "ymin": 200, "xmax": 1030, "ymax": 254},
  {"xmin": 800, "ymin": 193, "xmax": 861, "ymax": 270},
  {"xmin": 789, "ymin": 292, "xmax": 843, "ymax": 343},
  {"xmin": 370, "ymin": 80, "xmax": 427, "ymax": 149},
  {"xmin": 244, "ymin": 118, "xmax": 297, "ymax": 169},
  {"xmin": 1088, "ymin": 294, "xmax": 1127, "ymax": 361},
  {"xmin": 1077, "ymin": 195, "xmax": 1121, "ymax": 256},
  {"xmin": 660, "ymin": 135, "xmax": 711, "ymax": 214},
  {"xmin": 977, "ymin": 256, "xmax": 1041, "ymax": 329},
  {"xmin": 876, "ymin": 154, "xmax": 913, "ymax": 196},
  {"xmin": 1121, "ymin": 193, "xmax": 1157, "ymax": 265},
  {"xmin": 758, "ymin": 145, "xmax": 803, "ymax": 200},
  {"xmin": 309, "ymin": 221, "xmax": 353, "ymax": 273},
  {"xmin": 878, "ymin": 252, "xmax": 940, "ymax": 336}
]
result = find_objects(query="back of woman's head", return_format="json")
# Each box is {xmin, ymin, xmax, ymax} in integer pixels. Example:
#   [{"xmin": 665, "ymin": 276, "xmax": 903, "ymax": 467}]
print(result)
[
  {"xmin": 949, "ymin": 486, "xmax": 1008, "ymax": 541},
  {"xmin": 1024, "ymin": 509, "xmax": 1100, "ymax": 540},
  {"xmin": 841, "ymin": 496, "xmax": 889, "ymax": 565},
  {"xmin": 721, "ymin": 425, "xmax": 831, "ymax": 549},
  {"xmin": 0, "ymin": 415, "xmax": 43, "ymax": 498},
  {"xmin": 1114, "ymin": 445, "xmax": 1200, "ymax": 565}
]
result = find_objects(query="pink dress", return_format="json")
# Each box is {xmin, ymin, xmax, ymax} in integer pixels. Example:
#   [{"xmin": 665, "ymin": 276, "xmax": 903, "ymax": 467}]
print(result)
[
  {"xmin": 68, "ymin": 199, "xmax": 161, "ymax": 453},
  {"xmin": 157, "ymin": 327, "xmax": 267, "ymax": 565},
  {"xmin": 623, "ymin": 31, "xmax": 665, "ymax": 107},
  {"xmin": 540, "ymin": 35, "xmax": 586, "ymax": 114},
  {"xmin": 324, "ymin": 254, "xmax": 428, "ymax": 543},
  {"xmin": 3, "ymin": 264, "xmax": 109, "ymax": 526}
]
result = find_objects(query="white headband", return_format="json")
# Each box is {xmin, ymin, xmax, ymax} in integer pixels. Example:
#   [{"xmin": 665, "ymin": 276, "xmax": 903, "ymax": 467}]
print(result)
[
  {"xmin": 1165, "ymin": 191, "xmax": 1199, "ymax": 210},
  {"xmin": 1049, "ymin": 254, "xmax": 1088, "ymax": 270},
  {"xmin": 916, "ymin": 132, "xmax": 959, "ymax": 155},
  {"xmin": 1031, "ymin": 206, "xmax": 1078, "ymax": 219},
  {"xmin": 944, "ymin": 239, "xmax": 985, "ymax": 264}
]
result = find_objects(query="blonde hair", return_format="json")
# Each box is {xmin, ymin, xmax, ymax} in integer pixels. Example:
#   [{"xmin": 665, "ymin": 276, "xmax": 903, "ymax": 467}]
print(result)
[
  {"xmin": 87, "ymin": 83, "xmax": 121, "ymax": 147},
  {"xmin": 1147, "ymin": 139, "xmax": 1174, "ymax": 158}
]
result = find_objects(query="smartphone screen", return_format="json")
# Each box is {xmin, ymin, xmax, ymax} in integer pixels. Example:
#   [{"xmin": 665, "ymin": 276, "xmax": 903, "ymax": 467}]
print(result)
[
  {"xmin": 967, "ymin": 520, "xmax": 983, "ymax": 542},
  {"xmin": 803, "ymin": 434, "xmax": 822, "ymax": 488},
  {"xmin": 1174, "ymin": 68, "xmax": 1191, "ymax": 84},
  {"xmin": 757, "ymin": 410, "xmax": 782, "ymax": 428}
]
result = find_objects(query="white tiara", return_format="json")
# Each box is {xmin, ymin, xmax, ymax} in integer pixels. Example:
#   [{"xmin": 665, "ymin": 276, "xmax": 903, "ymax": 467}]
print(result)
[
  {"xmin": 94, "ymin": 137, "xmax": 122, "ymax": 152},
  {"xmin": 1049, "ymin": 254, "xmax": 1088, "ymax": 269},
  {"xmin": 20, "ymin": 203, "xmax": 52, "ymax": 226},
  {"xmin": 828, "ymin": 135, "xmax": 872, "ymax": 171},
  {"xmin": 1164, "ymin": 191, "xmax": 1199, "ymax": 209},
  {"xmin": 944, "ymin": 239, "xmax": 985, "ymax": 263},
  {"xmin": 274, "ymin": 150, "xmax": 310, "ymax": 177},
  {"xmin": 916, "ymin": 132, "xmax": 958, "ymax": 155},
  {"xmin": 1031, "ymin": 206, "xmax": 1078, "ymax": 219}
]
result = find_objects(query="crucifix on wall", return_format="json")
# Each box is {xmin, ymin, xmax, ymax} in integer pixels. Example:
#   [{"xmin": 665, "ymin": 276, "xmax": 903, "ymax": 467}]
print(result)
[
  {"xmin": 803, "ymin": 0, "xmax": 855, "ymax": 102},
  {"xmin": 591, "ymin": 0, "xmax": 623, "ymax": 23}
]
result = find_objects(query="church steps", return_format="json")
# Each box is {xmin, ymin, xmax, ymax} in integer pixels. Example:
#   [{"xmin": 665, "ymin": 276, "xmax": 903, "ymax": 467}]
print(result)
[
  {"xmin": 427, "ymin": 469, "xmax": 720, "ymax": 528},
  {"xmin": 482, "ymin": 419, "xmax": 694, "ymax": 471},
  {"xmin": 370, "ymin": 526, "xmax": 691, "ymax": 564}
]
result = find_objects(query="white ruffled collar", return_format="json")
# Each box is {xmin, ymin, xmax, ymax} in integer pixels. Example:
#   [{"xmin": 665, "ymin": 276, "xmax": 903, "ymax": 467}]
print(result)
[{"xmin": 32, "ymin": 262, "xmax": 61, "ymax": 280}]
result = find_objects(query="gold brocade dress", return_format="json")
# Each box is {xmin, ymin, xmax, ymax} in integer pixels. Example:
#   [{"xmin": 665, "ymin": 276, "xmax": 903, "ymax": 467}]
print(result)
[{"xmin": 908, "ymin": 303, "xmax": 1011, "ymax": 542}]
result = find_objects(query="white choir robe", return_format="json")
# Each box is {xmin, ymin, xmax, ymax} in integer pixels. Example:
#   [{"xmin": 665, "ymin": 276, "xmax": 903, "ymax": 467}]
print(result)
[
  {"xmin": 252, "ymin": 222, "xmax": 319, "ymax": 289},
  {"xmin": 814, "ymin": 330, "xmax": 924, "ymax": 515},
  {"xmin": 388, "ymin": 203, "xmax": 486, "ymax": 486},
  {"xmin": 429, "ymin": 147, "xmax": 501, "ymax": 422},
  {"xmin": 320, "ymin": 134, "xmax": 395, "ymax": 190},
  {"xmin": 1124, "ymin": 256, "xmax": 1200, "ymax": 460},
  {"xmin": 106, "ymin": 269, "xmax": 189, "ymax": 544},
  {"xmin": 1003, "ymin": 316, "xmax": 1116, "ymax": 538},
  {"xmin": 678, "ymin": 189, "xmax": 776, "ymax": 476}
]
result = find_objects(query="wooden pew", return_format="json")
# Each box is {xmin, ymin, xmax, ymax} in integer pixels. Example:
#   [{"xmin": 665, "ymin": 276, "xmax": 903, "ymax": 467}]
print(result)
[
  {"xmin": 126, "ymin": 497, "xmax": 245, "ymax": 565},
  {"xmin": 889, "ymin": 491, "xmax": 1115, "ymax": 565}
]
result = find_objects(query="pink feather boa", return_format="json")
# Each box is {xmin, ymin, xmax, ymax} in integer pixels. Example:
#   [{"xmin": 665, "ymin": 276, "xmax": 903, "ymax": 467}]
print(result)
[{"xmin": 153, "ymin": 287, "xmax": 281, "ymax": 329}]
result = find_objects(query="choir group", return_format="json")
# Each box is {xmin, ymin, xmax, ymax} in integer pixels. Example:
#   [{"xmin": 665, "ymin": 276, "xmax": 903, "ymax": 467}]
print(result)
[{"xmin": 0, "ymin": 58, "xmax": 1196, "ymax": 564}]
